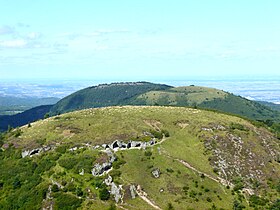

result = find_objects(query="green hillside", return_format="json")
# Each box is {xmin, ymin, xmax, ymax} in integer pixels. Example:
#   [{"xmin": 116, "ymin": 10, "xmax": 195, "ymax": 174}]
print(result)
[
  {"xmin": 1, "ymin": 106, "xmax": 279, "ymax": 209},
  {"xmin": 136, "ymin": 86, "xmax": 280, "ymax": 122},
  {"xmin": 258, "ymin": 101, "xmax": 280, "ymax": 112},
  {"xmin": 50, "ymin": 82, "xmax": 280, "ymax": 124},
  {"xmin": 50, "ymin": 82, "xmax": 171, "ymax": 115}
]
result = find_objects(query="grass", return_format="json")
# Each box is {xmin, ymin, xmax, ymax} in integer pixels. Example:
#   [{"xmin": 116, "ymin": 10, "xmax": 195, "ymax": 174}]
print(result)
[
  {"xmin": 136, "ymin": 86, "xmax": 227, "ymax": 106},
  {"xmin": 2, "ymin": 106, "xmax": 279, "ymax": 209}
]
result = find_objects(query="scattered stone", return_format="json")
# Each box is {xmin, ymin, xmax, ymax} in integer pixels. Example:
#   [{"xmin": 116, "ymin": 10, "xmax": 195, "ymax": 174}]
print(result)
[
  {"xmin": 152, "ymin": 168, "xmax": 160, "ymax": 178},
  {"xmin": 79, "ymin": 169, "xmax": 84, "ymax": 176}
]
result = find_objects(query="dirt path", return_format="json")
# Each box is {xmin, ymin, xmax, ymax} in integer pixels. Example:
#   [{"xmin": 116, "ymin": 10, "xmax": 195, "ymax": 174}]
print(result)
[
  {"xmin": 163, "ymin": 151, "xmax": 233, "ymax": 188},
  {"xmin": 136, "ymin": 185, "xmax": 162, "ymax": 210}
]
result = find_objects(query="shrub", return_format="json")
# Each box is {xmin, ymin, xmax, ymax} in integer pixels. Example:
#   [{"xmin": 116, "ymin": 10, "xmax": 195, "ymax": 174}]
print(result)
[
  {"xmin": 144, "ymin": 150, "xmax": 152, "ymax": 157},
  {"xmin": 233, "ymin": 200, "xmax": 245, "ymax": 209},
  {"xmin": 166, "ymin": 203, "xmax": 175, "ymax": 210},
  {"xmin": 53, "ymin": 192, "xmax": 82, "ymax": 210},
  {"xmin": 58, "ymin": 157, "xmax": 78, "ymax": 170},
  {"xmin": 206, "ymin": 197, "xmax": 212, "ymax": 202},
  {"xmin": 99, "ymin": 187, "xmax": 110, "ymax": 200},
  {"xmin": 112, "ymin": 158, "xmax": 126, "ymax": 169},
  {"xmin": 150, "ymin": 130, "xmax": 163, "ymax": 139},
  {"xmin": 76, "ymin": 187, "xmax": 83, "ymax": 197},
  {"xmin": 249, "ymin": 195, "xmax": 268, "ymax": 207},
  {"xmin": 162, "ymin": 130, "xmax": 170, "ymax": 137},
  {"xmin": 166, "ymin": 168, "xmax": 174, "ymax": 173},
  {"xmin": 52, "ymin": 184, "xmax": 60, "ymax": 192},
  {"xmin": 109, "ymin": 170, "xmax": 121, "ymax": 180},
  {"xmin": 229, "ymin": 123, "xmax": 248, "ymax": 131}
]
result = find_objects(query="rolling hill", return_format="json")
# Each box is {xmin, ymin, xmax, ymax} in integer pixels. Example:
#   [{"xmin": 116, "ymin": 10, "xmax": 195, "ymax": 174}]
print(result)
[
  {"xmin": 50, "ymin": 82, "xmax": 280, "ymax": 123},
  {"xmin": 49, "ymin": 82, "xmax": 172, "ymax": 115},
  {"xmin": 0, "ymin": 106, "xmax": 279, "ymax": 209}
]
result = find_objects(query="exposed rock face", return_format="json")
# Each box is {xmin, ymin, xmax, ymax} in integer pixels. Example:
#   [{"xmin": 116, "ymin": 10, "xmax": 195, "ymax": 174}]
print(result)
[
  {"xmin": 152, "ymin": 168, "xmax": 160, "ymax": 178},
  {"xmin": 21, "ymin": 132, "xmax": 161, "ymax": 159},
  {"xmin": 92, "ymin": 161, "xmax": 112, "ymax": 176},
  {"xmin": 202, "ymin": 124, "xmax": 280, "ymax": 193},
  {"xmin": 92, "ymin": 149, "xmax": 116, "ymax": 176},
  {"xmin": 21, "ymin": 145, "xmax": 54, "ymax": 158}
]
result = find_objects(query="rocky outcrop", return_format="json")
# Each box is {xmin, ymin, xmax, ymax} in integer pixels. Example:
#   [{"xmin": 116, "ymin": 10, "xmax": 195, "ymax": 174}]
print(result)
[
  {"xmin": 104, "ymin": 175, "xmax": 123, "ymax": 203},
  {"xmin": 100, "ymin": 138, "xmax": 157, "ymax": 151},
  {"xmin": 91, "ymin": 149, "xmax": 116, "ymax": 176},
  {"xmin": 21, "ymin": 145, "xmax": 53, "ymax": 158},
  {"xmin": 111, "ymin": 182, "xmax": 122, "ymax": 203}
]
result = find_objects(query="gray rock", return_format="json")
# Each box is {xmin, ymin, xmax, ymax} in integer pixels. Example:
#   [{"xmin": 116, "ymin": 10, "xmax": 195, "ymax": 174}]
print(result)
[
  {"xmin": 79, "ymin": 169, "xmax": 84, "ymax": 176},
  {"xmin": 152, "ymin": 168, "xmax": 160, "ymax": 178},
  {"xmin": 129, "ymin": 185, "xmax": 137, "ymax": 199},
  {"xmin": 91, "ymin": 162, "xmax": 112, "ymax": 176},
  {"xmin": 104, "ymin": 175, "xmax": 113, "ymax": 186},
  {"xmin": 21, "ymin": 150, "xmax": 29, "ymax": 158},
  {"xmin": 111, "ymin": 182, "xmax": 122, "ymax": 203}
]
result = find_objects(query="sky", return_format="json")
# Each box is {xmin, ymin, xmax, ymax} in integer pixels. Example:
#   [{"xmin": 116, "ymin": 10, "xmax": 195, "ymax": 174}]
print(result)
[{"xmin": 1, "ymin": 0, "xmax": 280, "ymax": 81}]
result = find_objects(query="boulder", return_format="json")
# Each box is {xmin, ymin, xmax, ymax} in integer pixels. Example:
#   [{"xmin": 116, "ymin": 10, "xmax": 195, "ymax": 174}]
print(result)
[
  {"xmin": 21, "ymin": 150, "xmax": 30, "ymax": 158},
  {"xmin": 152, "ymin": 168, "xmax": 160, "ymax": 178}
]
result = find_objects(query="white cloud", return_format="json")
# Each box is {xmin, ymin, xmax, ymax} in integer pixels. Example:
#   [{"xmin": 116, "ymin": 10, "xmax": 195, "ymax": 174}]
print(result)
[
  {"xmin": 27, "ymin": 32, "xmax": 41, "ymax": 40},
  {"xmin": 0, "ymin": 25, "xmax": 14, "ymax": 35},
  {"xmin": 0, "ymin": 40, "xmax": 27, "ymax": 48}
]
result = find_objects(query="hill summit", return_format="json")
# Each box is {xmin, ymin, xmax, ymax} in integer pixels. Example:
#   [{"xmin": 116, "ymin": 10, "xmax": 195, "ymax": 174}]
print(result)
[
  {"xmin": 0, "ymin": 106, "xmax": 279, "ymax": 209},
  {"xmin": 50, "ymin": 82, "xmax": 280, "ymax": 123}
]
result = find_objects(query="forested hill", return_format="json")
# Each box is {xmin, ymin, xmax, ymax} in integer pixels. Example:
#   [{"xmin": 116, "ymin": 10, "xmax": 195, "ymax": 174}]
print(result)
[
  {"xmin": 50, "ymin": 82, "xmax": 280, "ymax": 123},
  {"xmin": 0, "ymin": 105, "xmax": 52, "ymax": 131},
  {"xmin": 50, "ymin": 82, "xmax": 172, "ymax": 115}
]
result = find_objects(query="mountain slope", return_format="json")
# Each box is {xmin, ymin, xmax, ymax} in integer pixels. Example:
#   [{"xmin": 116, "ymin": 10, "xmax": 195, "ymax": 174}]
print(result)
[
  {"xmin": 50, "ymin": 82, "xmax": 172, "ymax": 115},
  {"xmin": 51, "ymin": 82, "xmax": 280, "ymax": 123},
  {"xmin": 0, "ymin": 96, "xmax": 59, "ymax": 115},
  {"xmin": 136, "ymin": 86, "xmax": 280, "ymax": 122},
  {"xmin": 0, "ymin": 105, "xmax": 53, "ymax": 131},
  {"xmin": 258, "ymin": 101, "xmax": 280, "ymax": 111},
  {"xmin": 1, "ymin": 106, "xmax": 279, "ymax": 209}
]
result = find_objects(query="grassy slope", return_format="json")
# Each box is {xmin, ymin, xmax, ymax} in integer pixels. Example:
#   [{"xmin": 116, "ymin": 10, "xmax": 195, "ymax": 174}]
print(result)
[
  {"xmin": 1, "ymin": 106, "xmax": 279, "ymax": 209},
  {"xmin": 136, "ymin": 86, "xmax": 227, "ymax": 106},
  {"xmin": 136, "ymin": 86, "xmax": 280, "ymax": 122},
  {"xmin": 50, "ymin": 82, "xmax": 280, "ymax": 124}
]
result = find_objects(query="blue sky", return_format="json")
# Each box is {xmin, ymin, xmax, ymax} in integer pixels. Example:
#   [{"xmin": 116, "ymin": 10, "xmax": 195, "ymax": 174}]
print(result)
[{"xmin": 1, "ymin": 0, "xmax": 280, "ymax": 80}]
